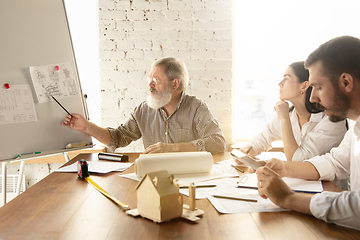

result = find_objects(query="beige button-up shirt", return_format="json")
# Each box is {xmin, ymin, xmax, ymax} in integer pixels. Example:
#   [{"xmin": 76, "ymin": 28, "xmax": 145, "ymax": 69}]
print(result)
[{"xmin": 107, "ymin": 92, "xmax": 226, "ymax": 153}]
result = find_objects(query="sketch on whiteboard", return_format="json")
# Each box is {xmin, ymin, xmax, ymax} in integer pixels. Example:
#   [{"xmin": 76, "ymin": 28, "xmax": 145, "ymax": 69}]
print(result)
[
  {"xmin": 0, "ymin": 85, "xmax": 38, "ymax": 125},
  {"xmin": 29, "ymin": 62, "xmax": 78, "ymax": 103}
]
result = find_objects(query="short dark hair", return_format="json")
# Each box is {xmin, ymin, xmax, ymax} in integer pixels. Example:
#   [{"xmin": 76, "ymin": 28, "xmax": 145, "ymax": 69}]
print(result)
[
  {"xmin": 289, "ymin": 61, "xmax": 322, "ymax": 113},
  {"xmin": 305, "ymin": 35, "xmax": 360, "ymax": 87}
]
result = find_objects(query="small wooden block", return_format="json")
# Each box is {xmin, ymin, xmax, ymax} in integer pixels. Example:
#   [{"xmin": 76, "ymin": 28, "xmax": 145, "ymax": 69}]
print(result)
[
  {"xmin": 181, "ymin": 204, "xmax": 204, "ymax": 222},
  {"xmin": 126, "ymin": 209, "xmax": 140, "ymax": 217}
]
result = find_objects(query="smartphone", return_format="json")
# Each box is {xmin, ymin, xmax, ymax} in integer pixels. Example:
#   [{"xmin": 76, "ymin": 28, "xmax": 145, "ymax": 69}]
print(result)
[{"xmin": 230, "ymin": 149, "xmax": 264, "ymax": 170}]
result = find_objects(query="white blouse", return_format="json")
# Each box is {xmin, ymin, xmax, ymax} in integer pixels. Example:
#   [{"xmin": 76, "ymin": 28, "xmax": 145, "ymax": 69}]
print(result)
[
  {"xmin": 307, "ymin": 117, "xmax": 360, "ymax": 230},
  {"xmin": 246, "ymin": 109, "xmax": 348, "ymax": 161}
]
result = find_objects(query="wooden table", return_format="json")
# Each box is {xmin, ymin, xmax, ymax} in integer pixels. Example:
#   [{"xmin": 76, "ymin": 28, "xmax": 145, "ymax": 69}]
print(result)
[{"xmin": 0, "ymin": 152, "xmax": 359, "ymax": 239}]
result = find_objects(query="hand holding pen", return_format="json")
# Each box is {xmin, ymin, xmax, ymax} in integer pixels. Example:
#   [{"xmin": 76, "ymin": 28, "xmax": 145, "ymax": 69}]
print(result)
[{"xmin": 62, "ymin": 113, "xmax": 88, "ymax": 132}]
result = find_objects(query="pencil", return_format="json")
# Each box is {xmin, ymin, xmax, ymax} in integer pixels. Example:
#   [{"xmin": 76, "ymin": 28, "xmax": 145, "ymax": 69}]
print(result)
[
  {"xmin": 179, "ymin": 184, "xmax": 217, "ymax": 189},
  {"xmin": 50, "ymin": 95, "xmax": 73, "ymax": 117},
  {"xmin": 231, "ymin": 164, "xmax": 245, "ymax": 173},
  {"xmin": 212, "ymin": 194, "xmax": 257, "ymax": 202}
]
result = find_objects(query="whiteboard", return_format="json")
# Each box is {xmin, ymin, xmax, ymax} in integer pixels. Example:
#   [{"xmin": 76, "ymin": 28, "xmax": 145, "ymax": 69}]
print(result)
[{"xmin": 0, "ymin": 0, "xmax": 92, "ymax": 161}]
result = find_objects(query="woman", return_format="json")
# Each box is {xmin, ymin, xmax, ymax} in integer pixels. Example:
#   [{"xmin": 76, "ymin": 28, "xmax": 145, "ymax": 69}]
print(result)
[{"xmin": 240, "ymin": 61, "xmax": 348, "ymax": 162}]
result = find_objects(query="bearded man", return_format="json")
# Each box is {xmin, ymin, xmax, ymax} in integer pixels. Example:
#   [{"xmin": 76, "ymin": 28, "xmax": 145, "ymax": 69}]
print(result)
[{"xmin": 62, "ymin": 57, "xmax": 226, "ymax": 154}]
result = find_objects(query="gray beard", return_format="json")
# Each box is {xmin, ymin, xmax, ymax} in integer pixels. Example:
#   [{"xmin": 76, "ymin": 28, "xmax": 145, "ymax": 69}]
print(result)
[{"xmin": 146, "ymin": 88, "xmax": 172, "ymax": 109}]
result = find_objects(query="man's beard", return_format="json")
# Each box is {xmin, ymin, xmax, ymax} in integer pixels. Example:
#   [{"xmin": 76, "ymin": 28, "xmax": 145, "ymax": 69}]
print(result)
[
  {"xmin": 146, "ymin": 85, "xmax": 172, "ymax": 109},
  {"xmin": 316, "ymin": 88, "xmax": 350, "ymax": 122}
]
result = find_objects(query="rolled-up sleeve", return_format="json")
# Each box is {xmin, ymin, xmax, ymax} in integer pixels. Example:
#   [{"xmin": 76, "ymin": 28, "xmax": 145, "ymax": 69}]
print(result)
[
  {"xmin": 106, "ymin": 112, "xmax": 142, "ymax": 152},
  {"xmin": 192, "ymin": 103, "xmax": 226, "ymax": 154},
  {"xmin": 310, "ymin": 190, "xmax": 360, "ymax": 230}
]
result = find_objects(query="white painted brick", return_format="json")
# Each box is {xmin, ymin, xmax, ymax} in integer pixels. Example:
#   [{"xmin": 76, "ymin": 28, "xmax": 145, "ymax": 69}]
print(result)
[
  {"xmin": 146, "ymin": 10, "xmax": 166, "ymax": 19},
  {"xmin": 99, "ymin": 39, "xmax": 117, "ymax": 50},
  {"xmin": 178, "ymin": 11, "xmax": 192, "ymax": 20},
  {"xmin": 191, "ymin": 0, "xmax": 205, "ymax": 10},
  {"xmin": 101, "ymin": 29, "xmax": 126, "ymax": 40},
  {"xmin": 168, "ymin": 0, "xmax": 191, "ymax": 10},
  {"xmin": 126, "ymin": 9, "xmax": 146, "ymax": 21},
  {"xmin": 193, "ymin": 30, "xmax": 215, "ymax": 40},
  {"xmin": 100, "ymin": 60, "xmax": 117, "ymax": 71},
  {"xmin": 213, "ymin": 29, "xmax": 232, "ymax": 40},
  {"xmin": 126, "ymin": 49, "xmax": 144, "ymax": 59},
  {"xmin": 115, "ymin": 20, "xmax": 133, "ymax": 31},
  {"xmin": 115, "ymin": 39, "xmax": 135, "ymax": 50},
  {"xmin": 99, "ymin": 10, "xmax": 126, "ymax": 20},
  {"xmin": 193, "ymin": 11, "xmax": 215, "ymax": 21},
  {"xmin": 215, "ymin": 49, "xmax": 232, "ymax": 59},
  {"xmin": 214, "ymin": 8, "xmax": 232, "ymax": 20},
  {"xmin": 148, "ymin": 1, "xmax": 167, "ymax": 11},
  {"xmin": 99, "ymin": 0, "xmax": 116, "ymax": 10},
  {"xmin": 115, "ymin": 0, "xmax": 131, "ymax": 10},
  {"xmin": 99, "ymin": 50, "xmax": 125, "ymax": 60},
  {"xmin": 131, "ymin": 0, "xmax": 150, "ymax": 10},
  {"xmin": 190, "ymin": 50, "xmax": 215, "ymax": 59}
]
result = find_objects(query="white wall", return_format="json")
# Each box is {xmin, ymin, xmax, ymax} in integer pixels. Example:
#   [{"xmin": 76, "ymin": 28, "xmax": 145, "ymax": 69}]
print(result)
[{"xmin": 98, "ymin": 0, "xmax": 233, "ymax": 152}]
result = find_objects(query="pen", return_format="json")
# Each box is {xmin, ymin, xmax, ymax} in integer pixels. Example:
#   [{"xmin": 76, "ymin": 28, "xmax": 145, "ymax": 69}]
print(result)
[
  {"xmin": 212, "ymin": 194, "xmax": 257, "ymax": 202},
  {"xmin": 50, "ymin": 95, "xmax": 73, "ymax": 117},
  {"xmin": 15, "ymin": 151, "xmax": 42, "ymax": 159},
  {"xmin": 179, "ymin": 184, "xmax": 217, "ymax": 189},
  {"xmin": 231, "ymin": 164, "xmax": 245, "ymax": 173}
]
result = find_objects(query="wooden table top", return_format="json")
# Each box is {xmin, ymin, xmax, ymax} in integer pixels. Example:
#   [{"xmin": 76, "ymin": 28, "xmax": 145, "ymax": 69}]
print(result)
[{"xmin": 0, "ymin": 152, "xmax": 359, "ymax": 240}]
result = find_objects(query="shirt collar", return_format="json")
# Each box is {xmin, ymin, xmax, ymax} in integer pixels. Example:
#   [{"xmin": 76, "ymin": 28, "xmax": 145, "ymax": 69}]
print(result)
[
  {"xmin": 309, "ymin": 111, "xmax": 325, "ymax": 123},
  {"xmin": 159, "ymin": 92, "xmax": 185, "ymax": 119},
  {"xmin": 353, "ymin": 117, "xmax": 360, "ymax": 137},
  {"xmin": 291, "ymin": 109, "xmax": 324, "ymax": 123}
]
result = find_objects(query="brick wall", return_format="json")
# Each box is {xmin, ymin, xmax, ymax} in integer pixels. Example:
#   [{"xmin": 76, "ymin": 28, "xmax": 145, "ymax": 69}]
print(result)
[{"xmin": 98, "ymin": 0, "xmax": 233, "ymax": 152}]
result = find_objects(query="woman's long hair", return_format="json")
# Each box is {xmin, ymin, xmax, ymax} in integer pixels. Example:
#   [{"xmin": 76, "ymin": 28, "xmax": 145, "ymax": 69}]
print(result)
[{"xmin": 289, "ymin": 61, "xmax": 323, "ymax": 113}]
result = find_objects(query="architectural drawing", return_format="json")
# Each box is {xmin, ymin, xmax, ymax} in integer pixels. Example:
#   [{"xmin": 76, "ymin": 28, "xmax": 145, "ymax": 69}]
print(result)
[{"xmin": 29, "ymin": 62, "xmax": 79, "ymax": 103}]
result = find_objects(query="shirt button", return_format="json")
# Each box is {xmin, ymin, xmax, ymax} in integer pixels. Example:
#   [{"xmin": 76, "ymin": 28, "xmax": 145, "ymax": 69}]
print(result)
[{"xmin": 165, "ymin": 132, "xmax": 168, "ymax": 135}]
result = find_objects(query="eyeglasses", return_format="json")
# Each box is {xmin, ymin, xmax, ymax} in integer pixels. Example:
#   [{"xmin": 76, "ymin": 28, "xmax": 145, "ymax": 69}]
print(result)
[{"xmin": 147, "ymin": 76, "xmax": 162, "ymax": 84}]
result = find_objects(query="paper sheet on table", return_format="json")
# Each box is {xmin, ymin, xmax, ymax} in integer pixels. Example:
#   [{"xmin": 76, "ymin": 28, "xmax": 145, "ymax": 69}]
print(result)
[
  {"xmin": 54, "ymin": 161, "xmax": 133, "ymax": 174},
  {"xmin": 207, "ymin": 189, "xmax": 289, "ymax": 213},
  {"xmin": 179, "ymin": 177, "xmax": 242, "ymax": 199},
  {"xmin": 237, "ymin": 173, "xmax": 323, "ymax": 193}
]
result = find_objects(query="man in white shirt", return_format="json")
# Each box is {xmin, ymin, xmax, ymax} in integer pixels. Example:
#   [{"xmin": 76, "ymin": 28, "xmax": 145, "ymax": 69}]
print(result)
[{"xmin": 254, "ymin": 36, "xmax": 360, "ymax": 230}]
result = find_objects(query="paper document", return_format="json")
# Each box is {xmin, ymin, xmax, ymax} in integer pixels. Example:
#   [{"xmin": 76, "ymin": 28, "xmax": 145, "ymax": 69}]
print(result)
[
  {"xmin": 207, "ymin": 189, "xmax": 289, "ymax": 213},
  {"xmin": 54, "ymin": 161, "xmax": 133, "ymax": 174},
  {"xmin": 0, "ymin": 85, "xmax": 37, "ymax": 125},
  {"xmin": 29, "ymin": 62, "xmax": 79, "ymax": 103},
  {"xmin": 237, "ymin": 173, "xmax": 323, "ymax": 193},
  {"xmin": 179, "ymin": 178, "xmax": 241, "ymax": 199}
]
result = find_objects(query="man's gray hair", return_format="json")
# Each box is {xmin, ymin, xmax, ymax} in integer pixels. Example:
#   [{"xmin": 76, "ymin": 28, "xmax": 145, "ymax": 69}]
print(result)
[{"xmin": 152, "ymin": 57, "xmax": 189, "ymax": 92}]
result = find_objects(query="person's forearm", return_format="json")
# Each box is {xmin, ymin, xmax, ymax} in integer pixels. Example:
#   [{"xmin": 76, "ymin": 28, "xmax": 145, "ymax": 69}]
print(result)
[
  {"xmin": 85, "ymin": 122, "xmax": 112, "ymax": 145},
  {"xmin": 280, "ymin": 118, "xmax": 298, "ymax": 161},
  {"xmin": 175, "ymin": 142, "xmax": 198, "ymax": 152},
  {"xmin": 281, "ymin": 192, "xmax": 313, "ymax": 214},
  {"xmin": 285, "ymin": 161, "xmax": 320, "ymax": 180}
]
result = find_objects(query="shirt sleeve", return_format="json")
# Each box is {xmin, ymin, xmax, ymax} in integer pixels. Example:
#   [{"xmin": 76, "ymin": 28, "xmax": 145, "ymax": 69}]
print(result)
[
  {"xmin": 106, "ymin": 110, "xmax": 142, "ymax": 152},
  {"xmin": 292, "ymin": 117, "xmax": 347, "ymax": 162},
  {"xmin": 192, "ymin": 103, "xmax": 226, "ymax": 154},
  {"xmin": 310, "ymin": 190, "xmax": 360, "ymax": 230},
  {"xmin": 246, "ymin": 117, "xmax": 282, "ymax": 155},
  {"xmin": 306, "ymin": 130, "xmax": 351, "ymax": 182}
]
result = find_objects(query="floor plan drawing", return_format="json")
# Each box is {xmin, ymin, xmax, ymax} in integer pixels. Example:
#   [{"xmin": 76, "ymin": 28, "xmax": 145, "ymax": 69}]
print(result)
[
  {"xmin": 29, "ymin": 62, "xmax": 79, "ymax": 103},
  {"xmin": 0, "ymin": 85, "xmax": 37, "ymax": 125}
]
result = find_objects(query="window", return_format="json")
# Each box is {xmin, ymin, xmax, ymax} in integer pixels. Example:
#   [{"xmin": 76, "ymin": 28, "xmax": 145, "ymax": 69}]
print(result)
[
  {"xmin": 233, "ymin": 0, "xmax": 360, "ymax": 141},
  {"xmin": 64, "ymin": 0, "xmax": 100, "ymax": 125}
]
